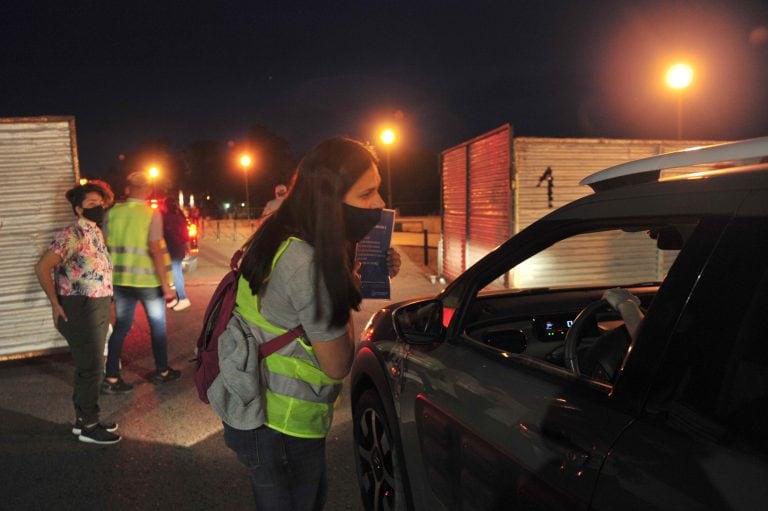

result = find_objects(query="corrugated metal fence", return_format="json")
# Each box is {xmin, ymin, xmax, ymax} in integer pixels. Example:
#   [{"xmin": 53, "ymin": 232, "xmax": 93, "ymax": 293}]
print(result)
[
  {"xmin": 440, "ymin": 124, "xmax": 725, "ymax": 286},
  {"xmin": 0, "ymin": 117, "xmax": 79, "ymax": 359}
]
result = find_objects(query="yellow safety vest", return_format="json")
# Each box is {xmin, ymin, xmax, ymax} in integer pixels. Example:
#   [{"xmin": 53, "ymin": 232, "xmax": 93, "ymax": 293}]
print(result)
[
  {"xmin": 235, "ymin": 237, "xmax": 343, "ymax": 438},
  {"xmin": 107, "ymin": 201, "xmax": 172, "ymax": 287}
]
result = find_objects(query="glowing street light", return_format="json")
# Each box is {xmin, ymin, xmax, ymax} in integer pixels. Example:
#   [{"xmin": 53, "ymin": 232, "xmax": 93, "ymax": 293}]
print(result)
[
  {"xmin": 240, "ymin": 154, "xmax": 252, "ymax": 220},
  {"xmin": 147, "ymin": 165, "xmax": 160, "ymax": 195},
  {"xmin": 665, "ymin": 63, "xmax": 694, "ymax": 139},
  {"xmin": 380, "ymin": 128, "xmax": 396, "ymax": 208}
]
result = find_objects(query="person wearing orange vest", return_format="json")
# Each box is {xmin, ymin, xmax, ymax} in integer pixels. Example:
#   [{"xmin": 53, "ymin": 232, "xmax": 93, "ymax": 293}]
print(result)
[
  {"xmin": 103, "ymin": 171, "xmax": 179, "ymax": 393},
  {"xmin": 217, "ymin": 138, "xmax": 401, "ymax": 510}
]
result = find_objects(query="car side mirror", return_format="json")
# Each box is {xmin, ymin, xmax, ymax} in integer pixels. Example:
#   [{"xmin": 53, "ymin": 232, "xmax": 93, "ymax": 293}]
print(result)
[{"xmin": 393, "ymin": 299, "xmax": 446, "ymax": 345}]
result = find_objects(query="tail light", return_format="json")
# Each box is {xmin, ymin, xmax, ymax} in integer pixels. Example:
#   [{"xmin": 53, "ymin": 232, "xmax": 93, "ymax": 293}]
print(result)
[{"xmin": 187, "ymin": 223, "xmax": 198, "ymax": 238}]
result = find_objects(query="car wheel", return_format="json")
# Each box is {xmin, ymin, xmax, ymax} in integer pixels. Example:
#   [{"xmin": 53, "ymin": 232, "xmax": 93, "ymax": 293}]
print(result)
[{"xmin": 353, "ymin": 389, "xmax": 408, "ymax": 511}]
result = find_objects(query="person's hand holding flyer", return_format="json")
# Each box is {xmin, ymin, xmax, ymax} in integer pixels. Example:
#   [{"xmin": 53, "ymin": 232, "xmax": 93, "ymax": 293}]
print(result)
[{"xmin": 355, "ymin": 209, "xmax": 395, "ymax": 299}]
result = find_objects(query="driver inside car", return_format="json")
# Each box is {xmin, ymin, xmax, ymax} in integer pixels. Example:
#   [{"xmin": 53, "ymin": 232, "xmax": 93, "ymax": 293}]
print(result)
[{"xmin": 580, "ymin": 287, "xmax": 645, "ymax": 383}]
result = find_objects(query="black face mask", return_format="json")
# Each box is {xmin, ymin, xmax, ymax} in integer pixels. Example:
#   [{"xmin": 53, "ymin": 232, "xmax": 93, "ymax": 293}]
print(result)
[
  {"xmin": 81, "ymin": 205, "xmax": 105, "ymax": 226},
  {"xmin": 343, "ymin": 204, "xmax": 382, "ymax": 242}
]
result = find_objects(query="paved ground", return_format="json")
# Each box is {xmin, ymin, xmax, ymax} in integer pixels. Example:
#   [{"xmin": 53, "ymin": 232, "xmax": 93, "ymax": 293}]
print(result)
[{"xmin": 0, "ymin": 236, "xmax": 444, "ymax": 510}]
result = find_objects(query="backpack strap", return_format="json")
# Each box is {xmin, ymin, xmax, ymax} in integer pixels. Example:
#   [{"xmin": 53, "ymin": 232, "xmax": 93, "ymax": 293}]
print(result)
[
  {"xmin": 230, "ymin": 249, "xmax": 243, "ymax": 271},
  {"xmin": 259, "ymin": 326, "xmax": 306, "ymax": 358}
]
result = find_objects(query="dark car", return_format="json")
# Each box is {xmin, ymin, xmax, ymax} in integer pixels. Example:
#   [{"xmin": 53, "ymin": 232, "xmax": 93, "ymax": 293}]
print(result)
[{"xmin": 351, "ymin": 137, "xmax": 768, "ymax": 510}]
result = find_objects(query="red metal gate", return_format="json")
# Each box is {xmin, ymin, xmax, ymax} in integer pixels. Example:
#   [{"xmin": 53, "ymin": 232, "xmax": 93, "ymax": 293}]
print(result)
[{"xmin": 441, "ymin": 146, "xmax": 467, "ymax": 281}]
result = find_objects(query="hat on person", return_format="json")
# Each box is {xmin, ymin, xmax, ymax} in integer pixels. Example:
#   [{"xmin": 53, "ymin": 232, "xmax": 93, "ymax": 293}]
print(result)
[
  {"xmin": 275, "ymin": 184, "xmax": 288, "ymax": 197},
  {"xmin": 126, "ymin": 171, "xmax": 150, "ymax": 188}
]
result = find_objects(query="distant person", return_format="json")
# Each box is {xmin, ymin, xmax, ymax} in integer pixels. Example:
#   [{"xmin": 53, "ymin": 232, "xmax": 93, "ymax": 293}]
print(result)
[
  {"xmin": 162, "ymin": 197, "xmax": 191, "ymax": 311},
  {"xmin": 34, "ymin": 181, "xmax": 121, "ymax": 445},
  {"xmin": 211, "ymin": 137, "xmax": 401, "ymax": 510},
  {"xmin": 260, "ymin": 184, "xmax": 287, "ymax": 218},
  {"xmin": 103, "ymin": 172, "xmax": 180, "ymax": 393},
  {"xmin": 189, "ymin": 204, "xmax": 201, "ymax": 224}
]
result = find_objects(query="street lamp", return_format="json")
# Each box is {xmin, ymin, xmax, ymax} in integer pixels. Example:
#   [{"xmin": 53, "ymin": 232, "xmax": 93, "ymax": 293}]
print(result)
[
  {"xmin": 380, "ymin": 128, "xmax": 396, "ymax": 208},
  {"xmin": 239, "ymin": 154, "xmax": 252, "ymax": 220},
  {"xmin": 665, "ymin": 63, "xmax": 694, "ymax": 139},
  {"xmin": 148, "ymin": 165, "xmax": 160, "ymax": 195}
]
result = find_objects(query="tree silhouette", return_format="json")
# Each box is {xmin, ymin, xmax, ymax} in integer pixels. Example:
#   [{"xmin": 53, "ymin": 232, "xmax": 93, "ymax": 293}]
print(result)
[{"xmin": 243, "ymin": 125, "xmax": 297, "ymax": 213}]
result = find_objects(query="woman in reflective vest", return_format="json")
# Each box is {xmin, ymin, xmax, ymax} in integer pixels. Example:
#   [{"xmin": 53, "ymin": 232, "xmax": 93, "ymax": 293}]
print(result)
[{"xmin": 221, "ymin": 137, "xmax": 401, "ymax": 511}]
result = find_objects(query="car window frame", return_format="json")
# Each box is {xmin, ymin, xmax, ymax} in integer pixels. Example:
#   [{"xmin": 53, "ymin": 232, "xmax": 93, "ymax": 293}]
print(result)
[
  {"xmin": 643, "ymin": 216, "xmax": 768, "ymax": 450},
  {"xmin": 443, "ymin": 214, "xmax": 716, "ymax": 400}
]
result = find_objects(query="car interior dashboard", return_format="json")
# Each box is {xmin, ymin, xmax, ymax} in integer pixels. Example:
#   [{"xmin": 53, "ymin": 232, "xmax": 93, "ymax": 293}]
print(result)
[{"xmin": 462, "ymin": 286, "xmax": 658, "ymax": 368}]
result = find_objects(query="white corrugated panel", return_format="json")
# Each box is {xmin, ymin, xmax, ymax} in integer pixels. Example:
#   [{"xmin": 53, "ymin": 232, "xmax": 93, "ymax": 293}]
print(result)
[
  {"xmin": 511, "ymin": 137, "xmax": 725, "ymax": 289},
  {"xmin": 514, "ymin": 138, "xmax": 661, "ymax": 231},
  {"xmin": 512, "ymin": 231, "xmax": 662, "ymax": 289},
  {"xmin": 0, "ymin": 118, "xmax": 79, "ymax": 359}
]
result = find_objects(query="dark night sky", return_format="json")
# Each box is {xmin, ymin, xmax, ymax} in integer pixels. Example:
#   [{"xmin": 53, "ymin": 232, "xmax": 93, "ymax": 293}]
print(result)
[{"xmin": 2, "ymin": 0, "xmax": 767, "ymax": 178}]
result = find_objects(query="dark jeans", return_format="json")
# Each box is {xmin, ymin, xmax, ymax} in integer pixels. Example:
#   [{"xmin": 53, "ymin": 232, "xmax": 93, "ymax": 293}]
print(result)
[
  {"xmin": 106, "ymin": 285, "xmax": 168, "ymax": 377},
  {"xmin": 56, "ymin": 295, "xmax": 111, "ymax": 424},
  {"xmin": 223, "ymin": 423, "xmax": 327, "ymax": 511}
]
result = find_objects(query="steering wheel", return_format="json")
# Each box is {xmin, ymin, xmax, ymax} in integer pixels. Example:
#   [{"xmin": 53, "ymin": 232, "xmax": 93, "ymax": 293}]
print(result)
[{"xmin": 563, "ymin": 299, "xmax": 613, "ymax": 376}]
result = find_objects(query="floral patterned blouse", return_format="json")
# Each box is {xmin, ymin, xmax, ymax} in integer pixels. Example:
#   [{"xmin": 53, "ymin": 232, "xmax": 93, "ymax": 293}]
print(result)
[{"xmin": 49, "ymin": 218, "xmax": 113, "ymax": 297}]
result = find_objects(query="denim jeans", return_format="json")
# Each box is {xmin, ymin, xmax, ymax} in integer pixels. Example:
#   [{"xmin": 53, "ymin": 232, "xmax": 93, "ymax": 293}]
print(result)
[
  {"xmin": 56, "ymin": 295, "xmax": 111, "ymax": 424},
  {"xmin": 171, "ymin": 259, "xmax": 187, "ymax": 300},
  {"xmin": 223, "ymin": 423, "xmax": 327, "ymax": 511},
  {"xmin": 106, "ymin": 285, "xmax": 168, "ymax": 377}
]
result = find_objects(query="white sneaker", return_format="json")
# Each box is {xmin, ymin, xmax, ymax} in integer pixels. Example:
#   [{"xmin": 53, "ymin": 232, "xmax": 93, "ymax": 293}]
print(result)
[
  {"xmin": 172, "ymin": 298, "xmax": 191, "ymax": 311},
  {"xmin": 166, "ymin": 298, "xmax": 179, "ymax": 309}
]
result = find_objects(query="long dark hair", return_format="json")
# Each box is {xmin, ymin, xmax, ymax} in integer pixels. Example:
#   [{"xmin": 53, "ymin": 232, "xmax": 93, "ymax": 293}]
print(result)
[{"xmin": 240, "ymin": 137, "xmax": 378, "ymax": 327}]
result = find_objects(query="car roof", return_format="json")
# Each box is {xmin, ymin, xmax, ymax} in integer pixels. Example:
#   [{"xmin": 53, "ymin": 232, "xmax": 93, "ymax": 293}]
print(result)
[
  {"xmin": 581, "ymin": 136, "xmax": 768, "ymax": 192},
  {"xmin": 547, "ymin": 165, "xmax": 768, "ymax": 224}
]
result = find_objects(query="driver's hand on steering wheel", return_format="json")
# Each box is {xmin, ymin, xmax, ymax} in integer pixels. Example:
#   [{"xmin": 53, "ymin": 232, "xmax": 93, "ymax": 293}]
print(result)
[
  {"xmin": 603, "ymin": 287, "xmax": 641, "ymax": 310},
  {"xmin": 602, "ymin": 287, "xmax": 644, "ymax": 341}
]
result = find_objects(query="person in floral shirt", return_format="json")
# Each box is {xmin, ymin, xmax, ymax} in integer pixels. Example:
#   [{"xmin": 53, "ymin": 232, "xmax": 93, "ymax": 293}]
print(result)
[{"xmin": 34, "ymin": 181, "xmax": 121, "ymax": 445}]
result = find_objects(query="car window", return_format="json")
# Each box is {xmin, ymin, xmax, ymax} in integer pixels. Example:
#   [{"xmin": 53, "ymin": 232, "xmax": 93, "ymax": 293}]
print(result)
[
  {"xmin": 460, "ymin": 221, "xmax": 698, "ymax": 387},
  {"xmin": 481, "ymin": 228, "xmax": 677, "ymax": 292},
  {"xmin": 647, "ymin": 217, "xmax": 768, "ymax": 456}
]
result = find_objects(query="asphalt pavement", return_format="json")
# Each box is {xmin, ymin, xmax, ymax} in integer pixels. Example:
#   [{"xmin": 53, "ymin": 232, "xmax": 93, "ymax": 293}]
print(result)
[{"xmin": 0, "ymin": 235, "xmax": 444, "ymax": 510}]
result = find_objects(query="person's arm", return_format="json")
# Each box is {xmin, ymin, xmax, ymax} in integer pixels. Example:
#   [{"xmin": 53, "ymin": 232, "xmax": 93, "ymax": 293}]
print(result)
[
  {"xmin": 148, "ymin": 239, "xmax": 174, "ymax": 300},
  {"xmin": 312, "ymin": 320, "xmax": 355, "ymax": 380},
  {"xmin": 147, "ymin": 211, "xmax": 174, "ymax": 300},
  {"xmin": 34, "ymin": 250, "xmax": 68, "ymax": 325},
  {"xmin": 603, "ymin": 287, "xmax": 644, "ymax": 341}
]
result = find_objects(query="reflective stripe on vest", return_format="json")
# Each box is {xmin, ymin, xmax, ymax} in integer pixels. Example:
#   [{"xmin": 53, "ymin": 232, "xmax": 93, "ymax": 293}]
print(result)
[
  {"xmin": 107, "ymin": 201, "xmax": 172, "ymax": 287},
  {"xmin": 235, "ymin": 236, "xmax": 342, "ymax": 439}
]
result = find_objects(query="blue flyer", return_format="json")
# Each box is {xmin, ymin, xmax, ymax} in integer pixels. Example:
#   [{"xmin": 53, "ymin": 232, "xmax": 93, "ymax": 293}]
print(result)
[{"xmin": 356, "ymin": 209, "xmax": 395, "ymax": 299}]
